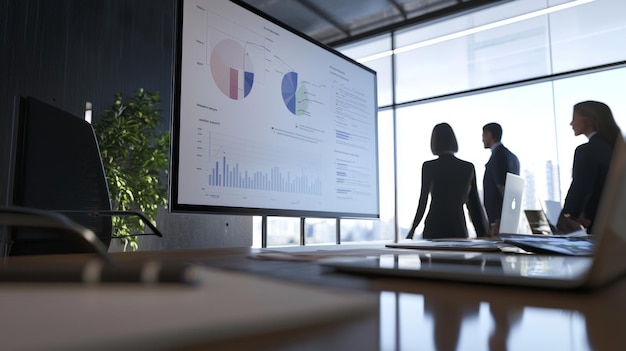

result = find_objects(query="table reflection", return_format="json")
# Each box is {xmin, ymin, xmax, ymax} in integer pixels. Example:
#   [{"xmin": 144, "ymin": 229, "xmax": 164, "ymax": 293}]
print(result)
[
  {"xmin": 375, "ymin": 253, "xmax": 592, "ymax": 280},
  {"xmin": 379, "ymin": 291, "xmax": 592, "ymax": 351}
]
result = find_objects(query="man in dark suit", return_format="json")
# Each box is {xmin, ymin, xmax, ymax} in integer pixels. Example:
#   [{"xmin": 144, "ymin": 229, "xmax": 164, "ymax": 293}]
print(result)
[{"xmin": 482, "ymin": 123, "xmax": 520, "ymax": 234}]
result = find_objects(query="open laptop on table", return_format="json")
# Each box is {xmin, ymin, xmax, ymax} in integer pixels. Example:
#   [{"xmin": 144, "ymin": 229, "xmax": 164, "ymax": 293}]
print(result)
[
  {"xmin": 323, "ymin": 136, "xmax": 626, "ymax": 289},
  {"xmin": 496, "ymin": 173, "xmax": 594, "ymax": 256},
  {"xmin": 498, "ymin": 172, "xmax": 526, "ymax": 234},
  {"xmin": 386, "ymin": 172, "xmax": 591, "ymax": 255},
  {"xmin": 384, "ymin": 173, "xmax": 527, "ymax": 253},
  {"xmin": 385, "ymin": 173, "xmax": 534, "ymax": 253}
]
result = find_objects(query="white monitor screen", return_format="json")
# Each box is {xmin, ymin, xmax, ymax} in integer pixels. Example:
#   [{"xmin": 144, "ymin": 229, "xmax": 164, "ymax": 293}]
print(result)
[{"xmin": 171, "ymin": 0, "xmax": 379, "ymax": 218}]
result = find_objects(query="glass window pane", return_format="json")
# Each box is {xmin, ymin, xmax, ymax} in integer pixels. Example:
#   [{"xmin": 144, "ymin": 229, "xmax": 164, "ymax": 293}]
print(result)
[
  {"xmin": 368, "ymin": 58, "xmax": 393, "ymax": 107},
  {"xmin": 337, "ymin": 34, "xmax": 390, "ymax": 59},
  {"xmin": 340, "ymin": 218, "xmax": 380, "ymax": 242},
  {"xmin": 394, "ymin": 0, "xmax": 546, "ymax": 48},
  {"xmin": 394, "ymin": 1, "xmax": 553, "ymax": 102},
  {"xmin": 395, "ymin": 39, "xmax": 476, "ymax": 102},
  {"xmin": 467, "ymin": 16, "xmax": 550, "ymax": 88},
  {"xmin": 552, "ymin": 66, "xmax": 626, "ymax": 206},
  {"xmin": 252, "ymin": 216, "xmax": 262, "ymax": 248},
  {"xmin": 396, "ymin": 83, "xmax": 558, "ymax": 238},
  {"xmin": 550, "ymin": 0, "xmax": 626, "ymax": 73},
  {"xmin": 304, "ymin": 218, "xmax": 337, "ymax": 245},
  {"xmin": 266, "ymin": 216, "xmax": 300, "ymax": 247}
]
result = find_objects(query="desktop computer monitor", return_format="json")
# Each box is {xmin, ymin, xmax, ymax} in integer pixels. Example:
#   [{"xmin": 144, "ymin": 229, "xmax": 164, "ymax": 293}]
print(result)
[{"xmin": 170, "ymin": 0, "xmax": 380, "ymax": 219}]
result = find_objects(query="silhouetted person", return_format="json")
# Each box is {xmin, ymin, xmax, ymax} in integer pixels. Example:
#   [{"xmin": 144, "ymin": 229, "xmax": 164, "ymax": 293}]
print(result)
[
  {"xmin": 407, "ymin": 123, "xmax": 488, "ymax": 239},
  {"xmin": 558, "ymin": 100, "xmax": 621, "ymax": 233},
  {"xmin": 482, "ymin": 122, "xmax": 520, "ymax": 235}
]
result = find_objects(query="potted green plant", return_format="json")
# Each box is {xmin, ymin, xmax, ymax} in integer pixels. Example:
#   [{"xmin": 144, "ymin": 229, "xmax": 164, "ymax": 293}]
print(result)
[{"xmin": 93, "ymin": 89, "xmax": 169, "ymax": 250}]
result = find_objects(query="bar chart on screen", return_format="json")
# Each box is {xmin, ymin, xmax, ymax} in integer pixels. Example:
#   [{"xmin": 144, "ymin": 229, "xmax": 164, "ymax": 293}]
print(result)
[{"xmin": 205, "ymin": 129, "xmax": 323, "ymax": 194}]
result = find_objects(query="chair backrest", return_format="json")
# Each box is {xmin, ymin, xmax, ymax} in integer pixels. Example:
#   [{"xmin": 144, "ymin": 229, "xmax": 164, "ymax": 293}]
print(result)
[{"xmin": 8, "ymin": 96, "xmax": 112, "ymax": 255}]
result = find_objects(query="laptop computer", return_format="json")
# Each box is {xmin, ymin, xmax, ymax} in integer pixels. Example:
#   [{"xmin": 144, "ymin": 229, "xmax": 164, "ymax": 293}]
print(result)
[
  {"xmin": 498, "ymin": 172, "xmax": 525, "ymax": 234},
  {"xmin": 387, "ymin": 171, "xmax": 589, "ymax": 255},
  {"xmin": 495, "ymin": 173, "xmax": 594, "ymax": 255},
  {"xmin": 483, "ymin": 171, "xmax": 550, "ymax": 236},
  {"xmin": 385, "ymin": 172, "xmax": 545, "ymax": 253},
  {"xmin": 384, "ymin": 172, "xmax": 528, "ymax": 253},
  {"xmin": 323, "ymin": 136, "xmax": 626, "ymax": 289}
]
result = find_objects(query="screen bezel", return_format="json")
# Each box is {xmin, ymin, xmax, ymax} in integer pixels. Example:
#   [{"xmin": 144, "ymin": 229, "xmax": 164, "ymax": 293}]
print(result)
[{"xmin": 170, "ymin": 0, "xmax": 379, "ymax": 218}]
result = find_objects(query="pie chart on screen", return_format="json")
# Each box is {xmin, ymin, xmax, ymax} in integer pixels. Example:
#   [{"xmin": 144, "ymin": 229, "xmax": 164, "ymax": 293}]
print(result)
[
  {"xmin": 210, "ymin": 39, "xmax": 254, "ymax": 100},
  {"xmin": 281, "ymin": 71, "xmax": 309, "ymax": 116}
]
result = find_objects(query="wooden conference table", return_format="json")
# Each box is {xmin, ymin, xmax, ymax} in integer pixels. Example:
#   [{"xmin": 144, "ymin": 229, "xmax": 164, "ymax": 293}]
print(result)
[{"xmin": 2, "ymin": 244, "xmax": 625, "ymax": 351}]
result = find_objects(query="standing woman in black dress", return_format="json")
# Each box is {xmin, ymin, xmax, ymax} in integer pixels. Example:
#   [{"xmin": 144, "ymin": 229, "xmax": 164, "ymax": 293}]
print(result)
[
  {"xmin": 558, "ymin": 101, "xmax": 622, "ymax": 233},
  {"xmin": 406, "ymin": 123, "xmax": 489, "ymax": 239}
]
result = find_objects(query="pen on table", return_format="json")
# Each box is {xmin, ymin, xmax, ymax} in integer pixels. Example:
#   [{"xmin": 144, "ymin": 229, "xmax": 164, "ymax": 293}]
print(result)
[{"xmin": 0, "ymin": 260, "xmax": 201, "ymax": 285}]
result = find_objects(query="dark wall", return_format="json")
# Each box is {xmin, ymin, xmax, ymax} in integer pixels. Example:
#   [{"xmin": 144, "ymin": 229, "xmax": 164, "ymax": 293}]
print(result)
[
  {"xmin": 1, "ymin": 0, "xmax": 176, "ymax": 204},
  {"xmin": 1, "ymin": 0, "xmax": 253, "ymax": 249}
]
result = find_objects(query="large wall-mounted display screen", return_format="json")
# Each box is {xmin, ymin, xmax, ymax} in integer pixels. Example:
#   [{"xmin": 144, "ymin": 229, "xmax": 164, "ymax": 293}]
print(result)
[{"xmin": 171, "ymin": 0, "xmax": 379, "ymax": 218}]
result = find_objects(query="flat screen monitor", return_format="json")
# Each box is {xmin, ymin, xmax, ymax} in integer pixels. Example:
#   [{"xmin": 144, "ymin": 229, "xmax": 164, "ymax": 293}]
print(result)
[{"xmin": 171, "ymin": 0, "xmax": 379, "ymax": 218}]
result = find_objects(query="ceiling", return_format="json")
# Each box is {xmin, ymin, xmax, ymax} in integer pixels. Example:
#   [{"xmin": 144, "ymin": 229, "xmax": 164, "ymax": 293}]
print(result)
[{"xmin": 239, "ymin": 0, "xmax": 510, "ymax": 47}]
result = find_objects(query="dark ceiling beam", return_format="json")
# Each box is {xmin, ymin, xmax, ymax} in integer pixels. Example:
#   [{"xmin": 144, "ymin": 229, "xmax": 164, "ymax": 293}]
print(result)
[
  {"xmin": 297, "ymin": 0, "xmax": 350, "ymax": 37},
  {"xmin": 327, "ymin": 0, "xmax": 512, "ymax": 47},
  {"xmin": 388, "ymin": 0, "xmax": 408, "ymax": 20}
]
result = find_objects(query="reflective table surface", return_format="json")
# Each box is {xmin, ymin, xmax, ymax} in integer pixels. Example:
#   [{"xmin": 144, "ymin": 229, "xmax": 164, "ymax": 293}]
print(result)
[{"xmin": 7, "ymin": 245, "xmax": 626, "ymax": 351}]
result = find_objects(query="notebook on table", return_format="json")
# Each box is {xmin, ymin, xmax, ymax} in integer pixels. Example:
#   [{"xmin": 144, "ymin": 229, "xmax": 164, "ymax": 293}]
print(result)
[
  {"xmin": 324, "ymin": 136, "xmax": 626, "ymax": 289},
  {"xmin": 385, "ymin": 238, "xmax": 511, "ymax": 252}
]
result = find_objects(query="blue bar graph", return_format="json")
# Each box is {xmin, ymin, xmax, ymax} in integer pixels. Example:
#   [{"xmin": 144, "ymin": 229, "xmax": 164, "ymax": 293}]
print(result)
[{"xmin": 208, "ymin": 155, "xmax": 322, "ymax": 196}]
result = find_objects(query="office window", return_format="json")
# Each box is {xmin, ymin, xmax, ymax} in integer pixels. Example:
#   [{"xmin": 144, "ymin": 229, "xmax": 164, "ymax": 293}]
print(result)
[
  {"xmin": 552, "ymin": 66, "xmax": 626, "ymax": 206},
  {"xmin": 396, "ymin": 83, "xmax": 559, "ymax": 237},
  {"xmin": 304, "ymin": 218, "xmax": 337, "ymax": 245},
  {"xmin": 550, "ymin": 0, "xmax": 626, "ymax": 73},
  {"xmin": 394, "ymin": 0, "xmax": 552, "ymax": 102},
  {"xmin": 266, "ymin": 216, "xmax": 300, "ymax": 247},
  {"xmin": 393, "ymin": 0, "xmax": 626, "ymax": 104},
  {"xmin": 256, "ymin": 0, "xmax": 626, "ymax": 246},
  {"xmin": 394, "ymin": 65, "xmax": 626, "ymax": 238},
  {"xmin": 252, "ymin": 216, "xmax": 262, "ymax": 248}
]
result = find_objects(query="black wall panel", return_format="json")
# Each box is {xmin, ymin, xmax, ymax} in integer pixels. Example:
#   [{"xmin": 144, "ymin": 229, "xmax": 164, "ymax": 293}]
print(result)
[{"xmin": 1, "ymin": 0, "xmax": 176, "ymax": 204}]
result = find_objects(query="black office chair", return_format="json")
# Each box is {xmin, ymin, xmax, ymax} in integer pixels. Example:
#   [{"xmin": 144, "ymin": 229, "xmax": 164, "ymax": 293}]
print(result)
[{"xmin": 8, "ymin": 96, "xmax": 162, "ymax": 256}]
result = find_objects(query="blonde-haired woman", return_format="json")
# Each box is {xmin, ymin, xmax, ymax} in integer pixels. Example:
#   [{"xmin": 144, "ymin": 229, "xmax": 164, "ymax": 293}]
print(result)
[{"xmin": 558, "ymin": 100, "xmax": 622, "ymax": 233}]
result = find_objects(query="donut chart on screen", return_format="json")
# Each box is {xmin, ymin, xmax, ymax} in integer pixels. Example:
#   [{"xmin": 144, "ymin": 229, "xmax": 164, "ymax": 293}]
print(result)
[
  {"xmin": 210, "ymin": 39, "xmax": 254, "ymax": 100},
  {"xmin": 281, "ymin": 71, "xmax": 309, "ymax": 115}
]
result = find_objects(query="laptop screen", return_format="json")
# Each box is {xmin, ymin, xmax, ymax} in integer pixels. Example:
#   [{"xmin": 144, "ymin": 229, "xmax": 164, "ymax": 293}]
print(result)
[{"xmin": 499, "ymin": 173, "xmax": 525, "ymax": 234}]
